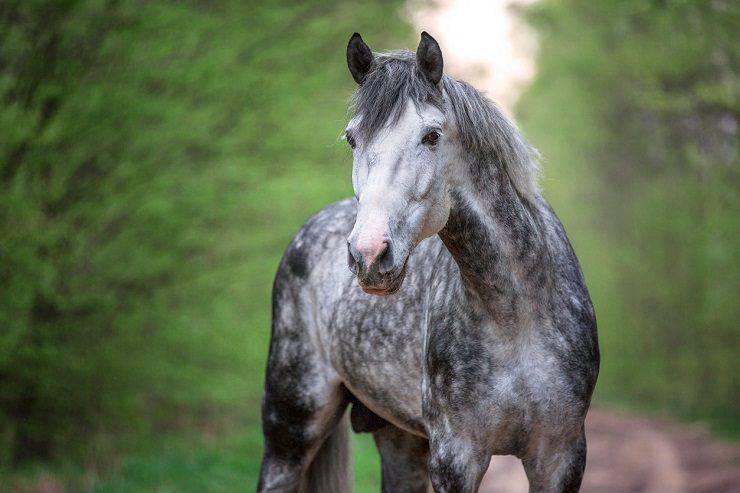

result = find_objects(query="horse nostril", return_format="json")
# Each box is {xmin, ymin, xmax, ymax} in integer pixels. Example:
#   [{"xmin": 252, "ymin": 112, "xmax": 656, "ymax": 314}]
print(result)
[
  {"xmin": 375, "ymin": 241, "xmax": 393, "ymax": 273},
  {"xmin": 348, "ymin": 239, "xmax": 392, "ymax": 275},
  {"xmin": 347, "ymin": 242, "xmax": 361, "ymax": 274},
  {"xmin": 377, "ymin": 241, "xmax": 389, "ymax": 260}
]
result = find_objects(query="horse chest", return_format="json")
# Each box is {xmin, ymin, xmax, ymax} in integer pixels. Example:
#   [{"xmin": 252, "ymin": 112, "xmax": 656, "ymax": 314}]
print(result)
[
  {"xmin": 328, "ymin": 289, "xmax": 428, "ymax": 434},
  {"xmin": 423, "ymin": 317, "xmax": 571, "ymax": 450}
]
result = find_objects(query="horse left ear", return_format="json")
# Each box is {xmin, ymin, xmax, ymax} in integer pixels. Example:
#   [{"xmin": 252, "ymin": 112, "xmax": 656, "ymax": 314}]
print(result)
[{"xmin": 416, "ymin": 31, "xmax": 443, "ymax": 85}]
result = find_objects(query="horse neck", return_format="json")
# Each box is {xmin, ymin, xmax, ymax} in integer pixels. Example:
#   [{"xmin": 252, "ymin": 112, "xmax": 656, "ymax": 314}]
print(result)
[{"xmin": 438, "ymin": 156, "xmax": 550, "ymax": 325}]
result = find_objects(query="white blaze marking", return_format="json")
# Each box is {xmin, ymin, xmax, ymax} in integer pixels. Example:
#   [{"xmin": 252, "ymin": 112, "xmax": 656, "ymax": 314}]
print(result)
[{"xmin": 355, "ymin": 212, "xmax": 389, "ymax": 268}]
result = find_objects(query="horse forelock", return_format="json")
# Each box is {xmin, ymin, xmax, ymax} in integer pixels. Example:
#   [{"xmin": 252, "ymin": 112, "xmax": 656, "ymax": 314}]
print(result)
[
  {"xmin": 351, "ymin": 50, "xmax": 443, "ymax": 141},
  {"xmin": 350, "ymin": 50, "xmax": 541, "ymax": 201}
]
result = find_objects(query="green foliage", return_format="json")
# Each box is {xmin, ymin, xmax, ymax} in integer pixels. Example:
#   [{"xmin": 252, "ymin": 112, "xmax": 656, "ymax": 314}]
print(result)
[
  {"xmin": 518, "ymin": 0, "xmax": 739, "ymax": 433},
  {"xmin": 0, "ymin": 0, "xmax": 407, "ymax": 480},
  {"xmin": 91, "ymin": 433, "xmax": 379, "ymax": 493},
  {"xmin": 1, "ymin": 0, "xmax": 738, "ymax": 489}
]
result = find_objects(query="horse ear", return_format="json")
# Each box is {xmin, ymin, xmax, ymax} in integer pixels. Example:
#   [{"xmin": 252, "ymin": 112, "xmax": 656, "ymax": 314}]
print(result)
[
  {"xmin": 347, "ymin": 33, "xmax": 374, "ymax": 84},
  {"xmin": 416, "ymin": 31, "xmax": 443, "ymax": 85}
]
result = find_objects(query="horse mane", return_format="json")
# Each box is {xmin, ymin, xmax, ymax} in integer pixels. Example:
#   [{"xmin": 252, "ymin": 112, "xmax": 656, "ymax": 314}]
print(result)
[{"xmin": 351, "ymin": 50, "xmax": 541, "ymax": 200}]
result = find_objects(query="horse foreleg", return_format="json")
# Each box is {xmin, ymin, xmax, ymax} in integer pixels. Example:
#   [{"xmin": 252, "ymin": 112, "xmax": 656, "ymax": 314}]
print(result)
[
  {"xmin": 522, "ymin": 428, "xmax": 587, "ymax": 493},
  {"xmin": 258, "ymin": 368, "xmax": 349, "ymax": 492},
  {"xmin": 258, "ymin": 302, "xmax": 350, "ymax": 492},
  {"xmin": 372, "ymin": 424, "xmax": 430, "ymax": 493},
  {"xmin": 427, "ymin": 432, "xmax": 490, "ymax": 493}
]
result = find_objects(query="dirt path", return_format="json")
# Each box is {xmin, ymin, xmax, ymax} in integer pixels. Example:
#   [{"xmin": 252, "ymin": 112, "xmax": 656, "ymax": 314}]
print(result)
[{"xmin": 480, "ymin": 408, "xmax": 740, "ymax": 493}]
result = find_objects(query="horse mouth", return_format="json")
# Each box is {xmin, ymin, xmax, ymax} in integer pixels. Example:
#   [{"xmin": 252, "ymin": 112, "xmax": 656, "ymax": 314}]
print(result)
[
  {"xmin": 357, "ymin": 256, "xmax": 409, "ymax": 296},
  {"xmin": 361, "ymin": 286, "xmax": 395, "ymax": 295}
]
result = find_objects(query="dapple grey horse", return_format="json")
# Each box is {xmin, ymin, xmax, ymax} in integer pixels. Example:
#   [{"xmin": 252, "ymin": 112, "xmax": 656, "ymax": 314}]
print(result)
[{"xmin": 258, "ymin": 32, "xmax": 599, "ymax": 493}]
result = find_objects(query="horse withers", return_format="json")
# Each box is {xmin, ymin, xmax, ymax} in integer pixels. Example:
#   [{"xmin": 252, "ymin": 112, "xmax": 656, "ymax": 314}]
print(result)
[{"xmin": 258, "ymin": 32, "xmax": 599, "ymax": 493}]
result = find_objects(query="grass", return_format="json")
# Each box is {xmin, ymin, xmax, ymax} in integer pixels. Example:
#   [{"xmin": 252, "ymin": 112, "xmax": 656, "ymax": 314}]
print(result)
[
  {"xmin": 94, "ymin": 430, "xmax": 382, "ymax": 492},
  {"xmin": 3, "ymin": 425, "xmax": 382, "ymax": 492}
]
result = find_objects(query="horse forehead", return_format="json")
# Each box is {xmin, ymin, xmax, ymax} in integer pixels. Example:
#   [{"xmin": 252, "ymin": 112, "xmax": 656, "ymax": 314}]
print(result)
[
  {"xmin": 393, "ymin": 101, "xmax": 445, "ymax": 131},
  {"xmin": 371, "ymin": 103, "xmax": 443, "ymax": 150}
]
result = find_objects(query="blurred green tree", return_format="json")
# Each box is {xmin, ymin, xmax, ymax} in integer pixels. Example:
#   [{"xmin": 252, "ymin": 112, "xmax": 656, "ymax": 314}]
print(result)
[
  {"xmin": 0, "ymin": 0, "xmax": 408, "ymax": 468},
  {"xmin": 518, "ymin": 0, "xmax": 739, "ymax": 433}
]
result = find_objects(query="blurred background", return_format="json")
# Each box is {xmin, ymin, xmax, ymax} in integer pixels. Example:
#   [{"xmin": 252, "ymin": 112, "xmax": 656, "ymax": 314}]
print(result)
[{"xmin": 0, "ymin": 0, "xmax": 737, "ymax": 491}]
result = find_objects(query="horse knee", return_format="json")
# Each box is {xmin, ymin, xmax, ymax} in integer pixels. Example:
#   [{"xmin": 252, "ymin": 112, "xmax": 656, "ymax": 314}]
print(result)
[
  {"xmin": 258, "ymin": 406, "xmax": 314, "ymax": 492},
  {"xmin": 257, "ymin": 454, "xmax": 302, "ymax": 493},
  {"xmin": 259, "ymin": 402, "xmax": 349, "ymax": 493},
  {"xmin": 428, "ymin": 442, "xmax": 489, "ymax": 493},
  {"xmin": 523, "ymin": 431, "xmax": 587, "ymax": 493},
  {"xmin": 259, "ymin": 375, "xmax": 348, "ymax": 492},
  {"xmin": 261, "ymin": 405, "xmax": 314, "ymax": 467}
]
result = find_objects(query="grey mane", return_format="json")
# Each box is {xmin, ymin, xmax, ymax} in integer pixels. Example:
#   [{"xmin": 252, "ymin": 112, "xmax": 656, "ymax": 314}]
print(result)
[{"xmin": 351, "ymin": 50, "xmax": 541, "ymax": 200}]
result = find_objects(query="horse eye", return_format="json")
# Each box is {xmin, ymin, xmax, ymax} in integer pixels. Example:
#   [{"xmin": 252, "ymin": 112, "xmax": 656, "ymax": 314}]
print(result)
[
  {"xmin": 346, "ymin": 132, "xmax": 357, "ymax": 149},
  {"xmin": 422, "ymin": 130, "xmax": 440, "ymax": 146}
]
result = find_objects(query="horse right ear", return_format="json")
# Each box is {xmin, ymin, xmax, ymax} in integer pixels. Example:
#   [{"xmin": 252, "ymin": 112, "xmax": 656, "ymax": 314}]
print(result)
[
  {"xmin": 347, "ymin": 33, "xmax": 374, "ymax": 84},
  {"xmin": 416, "ymin": 31, "xmax": 443, "ymax": 85}
]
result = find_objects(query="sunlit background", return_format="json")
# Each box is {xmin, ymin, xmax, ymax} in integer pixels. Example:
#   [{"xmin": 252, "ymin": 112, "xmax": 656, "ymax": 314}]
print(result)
[
  {"xmin": 1, "ymin": 0, "xmax": 737, "ymax": 491},
  {"xmin": 410, "ymin": 0, "xmax": 538, "ymax": 111}
]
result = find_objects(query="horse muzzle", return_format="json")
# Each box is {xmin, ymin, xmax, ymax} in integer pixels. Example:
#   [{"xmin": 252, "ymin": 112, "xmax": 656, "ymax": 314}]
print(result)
[{"xmin": 347, "ymin": 240, "xmax": 409, "ymax": 295}]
